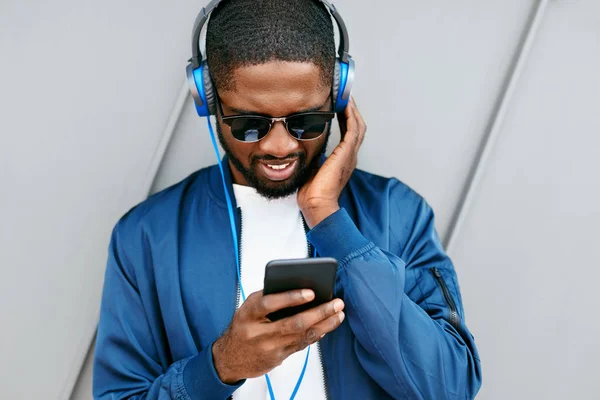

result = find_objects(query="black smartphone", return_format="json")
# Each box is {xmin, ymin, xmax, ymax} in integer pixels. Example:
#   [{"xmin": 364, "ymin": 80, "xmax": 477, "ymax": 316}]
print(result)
[{"xmin": 263, "ymin": 257, "xmax": 338, "ymax": 322}]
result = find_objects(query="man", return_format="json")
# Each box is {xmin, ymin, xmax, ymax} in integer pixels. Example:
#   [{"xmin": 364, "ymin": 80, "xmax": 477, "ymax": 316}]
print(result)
[{"xmin": 93, "ymin": 0, "xmax": 482, "ymax": 399}]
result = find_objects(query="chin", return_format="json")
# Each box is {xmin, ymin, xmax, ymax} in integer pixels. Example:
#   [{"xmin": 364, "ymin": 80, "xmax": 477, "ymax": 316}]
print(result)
[{"xmin": 254, "ymin": 181, "xmax": 299, "ymax": 199}]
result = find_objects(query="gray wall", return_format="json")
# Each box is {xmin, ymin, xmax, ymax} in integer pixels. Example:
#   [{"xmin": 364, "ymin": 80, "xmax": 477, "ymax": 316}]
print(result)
[
  {"xmin": 0, "ymin": 0, "xmax": 200, "ymax": 398},
  {"xmin": 452, "ymin": 1, "xmax": 600, "ymax": 398},
  {"xmin": 1, "ymin": 1, "xmax": 598, "ymax": 399}
]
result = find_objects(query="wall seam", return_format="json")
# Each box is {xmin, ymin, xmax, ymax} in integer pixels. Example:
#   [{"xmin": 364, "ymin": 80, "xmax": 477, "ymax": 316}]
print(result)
[
  {"xmin": 444, "ymin": 0, "xmax": 550, "ymax": 255},
  {"xmin": 64, "ymin": 80, "xmax": 190, "ymax": 400}
]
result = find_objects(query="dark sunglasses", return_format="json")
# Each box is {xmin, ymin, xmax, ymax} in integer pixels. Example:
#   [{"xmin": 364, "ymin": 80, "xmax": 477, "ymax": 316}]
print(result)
[{"xmin": 218, "ymin": 99, "xmax": 335, "ymax": 143}]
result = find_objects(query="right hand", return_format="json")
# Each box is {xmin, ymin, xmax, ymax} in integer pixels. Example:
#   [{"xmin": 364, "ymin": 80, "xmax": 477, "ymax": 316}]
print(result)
[{"xmin": 212, "ymin": 289, "xmax": 345, "ymax": 384}]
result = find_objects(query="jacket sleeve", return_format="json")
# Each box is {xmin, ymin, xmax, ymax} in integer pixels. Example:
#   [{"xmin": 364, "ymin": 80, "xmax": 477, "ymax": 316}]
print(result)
[
  {"xmin": 307, "ymin": 200, "xmax": 482, "ymax": 399},
  {"xmin": 93, "ymin": 222, "xmax": 243, "ymax": 400}
]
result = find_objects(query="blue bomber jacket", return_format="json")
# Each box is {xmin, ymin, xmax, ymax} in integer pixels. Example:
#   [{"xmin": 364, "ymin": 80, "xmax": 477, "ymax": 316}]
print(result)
[{"xmin": 93, "ymin": 160, "xmax": 482, "ymax": 399}]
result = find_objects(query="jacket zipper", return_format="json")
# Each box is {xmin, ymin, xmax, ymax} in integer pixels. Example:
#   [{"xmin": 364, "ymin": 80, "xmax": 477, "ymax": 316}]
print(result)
[
  {"xmin": 317, "ymin": 343, "xmax": 331, "ymax": 400},
  {"xmin": 235, "ymin": 207, "xmax": 243, "ymax": 309},
  {"xmin": 303, "ymin": 214, "xmax": 330, "ymax": 400},
  {"xmin": 430, "ymin": 267, "xmax": 460, "ymax": 330},
  {"xmin": 227, "ymin": 209, "xmax": 243, "ymax": 400}
]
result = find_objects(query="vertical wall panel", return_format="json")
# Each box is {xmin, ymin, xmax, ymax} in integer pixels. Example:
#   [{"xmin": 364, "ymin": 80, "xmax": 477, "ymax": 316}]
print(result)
[
  {"xmin": 0, "ymin": 1, "xmax": 203, "ymax": 398},
  {"xmin": 452, "ymin": 1, "xmax": 600, "ymax": 399}
]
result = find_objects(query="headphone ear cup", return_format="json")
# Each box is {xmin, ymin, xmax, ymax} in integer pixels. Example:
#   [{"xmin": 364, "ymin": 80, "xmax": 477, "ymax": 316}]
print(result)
[
  {"xmin": 332, "ymin": 60, "xmax": 341, "ymax": 110},
  {"xmin": 201, "ymin": 61, "xmax": 217, "ymax": 116},
  {"xmin": 333, "ymin": 57, "xmax": 354, "ymax": 113}
]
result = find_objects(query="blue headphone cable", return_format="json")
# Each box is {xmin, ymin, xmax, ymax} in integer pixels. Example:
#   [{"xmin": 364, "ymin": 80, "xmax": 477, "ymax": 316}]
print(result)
[{"xmin": 206, "ymin": 117, "xmax": 312, "ymax": 400}]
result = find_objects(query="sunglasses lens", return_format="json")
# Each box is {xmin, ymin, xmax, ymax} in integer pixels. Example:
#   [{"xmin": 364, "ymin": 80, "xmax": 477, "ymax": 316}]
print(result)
[
  {"xmin": 230, "ymin": 118, "xmax": 271, "ymax": 142},
  {"xmin": 287, "ymin": 115, "xmax": 331, "ymax": 140}
]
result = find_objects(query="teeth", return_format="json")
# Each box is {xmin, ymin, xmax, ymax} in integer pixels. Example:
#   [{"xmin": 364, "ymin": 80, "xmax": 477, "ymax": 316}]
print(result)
[{"xmin": 266, "ymin": 163, "xmax": 290, "ymax": 170}]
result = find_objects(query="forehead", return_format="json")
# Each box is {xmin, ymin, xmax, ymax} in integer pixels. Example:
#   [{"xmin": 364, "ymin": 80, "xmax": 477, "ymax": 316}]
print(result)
[{"xmin": 218, "ymin": 61, "xmax": 330, "ymax": 116}]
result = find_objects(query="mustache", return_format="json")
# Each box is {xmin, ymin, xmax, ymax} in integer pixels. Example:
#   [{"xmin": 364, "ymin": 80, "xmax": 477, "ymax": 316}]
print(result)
[{"xmin": 252, "ymin": 152, "xmax": 305, "ymax": 162}]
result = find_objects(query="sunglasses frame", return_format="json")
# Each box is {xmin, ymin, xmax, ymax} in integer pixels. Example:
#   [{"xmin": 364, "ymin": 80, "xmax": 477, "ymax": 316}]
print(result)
[{"xmin": 217, "ymin": 98, "xmax": 335, "ymax": 143}]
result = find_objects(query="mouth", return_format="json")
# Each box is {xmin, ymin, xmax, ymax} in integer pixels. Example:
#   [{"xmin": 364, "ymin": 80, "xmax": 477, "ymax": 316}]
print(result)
[{"xmin": 258, "ymin": 159, "xmax": 299, "ymax": 181}]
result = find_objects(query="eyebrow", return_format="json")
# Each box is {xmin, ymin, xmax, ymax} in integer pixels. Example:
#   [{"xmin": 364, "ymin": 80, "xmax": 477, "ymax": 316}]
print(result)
[{"xmin": 228, "ymin": 99, "xmax": 330, "ymax": 117}]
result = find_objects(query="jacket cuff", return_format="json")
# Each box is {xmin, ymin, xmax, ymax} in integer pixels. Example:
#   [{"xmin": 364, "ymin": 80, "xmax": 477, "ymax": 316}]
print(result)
[
  {"xmin": 182, "ymin": 341, "xmax": 244, "ymax": 400},
  {"xmin": 307, "ymin": 208, "xmax": 371, "ymax": 263}
]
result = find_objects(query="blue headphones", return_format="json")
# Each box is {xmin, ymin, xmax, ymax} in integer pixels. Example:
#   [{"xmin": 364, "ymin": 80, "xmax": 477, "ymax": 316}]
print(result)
[{"xmin": 185, "ymin": 0, "xmax": 355, "ymax": 117}]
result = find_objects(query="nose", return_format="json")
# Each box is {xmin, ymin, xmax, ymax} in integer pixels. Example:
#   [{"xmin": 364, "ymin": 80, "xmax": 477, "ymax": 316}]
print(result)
[{"xmin": 258, "ymin": 121, "xmax": 299, "ymax": 158}]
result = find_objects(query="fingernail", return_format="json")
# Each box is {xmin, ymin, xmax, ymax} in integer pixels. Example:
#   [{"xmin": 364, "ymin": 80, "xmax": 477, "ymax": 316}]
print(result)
[
  {"xmin": 333, "ymin": 299, "xmax": 344, "ymax": 312},
  {"xmin": 338, "ymin": 311, "xmax": 345, "ymax": 323},
  {"xmin": 301, "ymin": 289, "xmax": 314, "ymax": 300},
  {"xmin": 320, "ymin": 334, "xmax": 326, "ymax": 339}
]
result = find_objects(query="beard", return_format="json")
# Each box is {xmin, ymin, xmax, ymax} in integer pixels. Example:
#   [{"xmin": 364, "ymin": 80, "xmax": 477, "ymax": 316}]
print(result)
[{"xmin": 216, "ymin": 121, "xmax": 331, "ymax": 199}]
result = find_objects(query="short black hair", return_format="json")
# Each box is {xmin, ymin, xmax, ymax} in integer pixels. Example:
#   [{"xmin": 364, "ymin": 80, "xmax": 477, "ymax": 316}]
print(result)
[{"xmin": 206, "ymin": 0, "xmax": 335, "ymax": 92}]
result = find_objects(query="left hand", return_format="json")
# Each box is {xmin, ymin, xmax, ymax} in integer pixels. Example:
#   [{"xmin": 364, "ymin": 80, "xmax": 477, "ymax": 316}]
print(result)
[{"xmin": 298, "ymin": 96, "xmax": 367, "ymax": 228}]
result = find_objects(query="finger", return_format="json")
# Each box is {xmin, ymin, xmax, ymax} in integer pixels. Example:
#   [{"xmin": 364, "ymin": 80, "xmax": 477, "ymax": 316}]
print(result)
[
  {"xmin": 283, "ymin": 311, "xmax": 346, "ymax": 355},
  {"xmin": 277, "ymin": 298, "xmax": 344, "ymax": 335},
  {"xmin": 325, "ymin": 98, "xmax": 363, "ymax": 174},
  {"xmin": 250, "ymin": 289, "xmax": 315, "ymax": 319},
  {"xmin": 306, "ymin": 310, "xmax": 345, "ymax": 341}
]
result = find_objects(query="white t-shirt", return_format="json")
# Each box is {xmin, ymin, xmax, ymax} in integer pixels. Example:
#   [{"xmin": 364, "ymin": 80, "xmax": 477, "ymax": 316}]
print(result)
[{"xmin": 231, "ymin": 184, "xmax": 327, "ymax": 400}]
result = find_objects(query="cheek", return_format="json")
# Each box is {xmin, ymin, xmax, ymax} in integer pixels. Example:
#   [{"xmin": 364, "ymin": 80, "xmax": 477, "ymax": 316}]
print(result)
[
  {"xmin": 305, "ymin": 135, "xmax": 328, "ymax": 158},
  {"xmin": 234, "ymin": 144, "xmax": 255, "ymax": 165}
]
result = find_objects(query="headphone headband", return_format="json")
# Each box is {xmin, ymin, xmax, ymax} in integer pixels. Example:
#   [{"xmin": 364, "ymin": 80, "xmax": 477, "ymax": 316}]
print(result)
[{"xmin": 189, "ymin": 0, "xmax": 351, "ymax": 69}]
